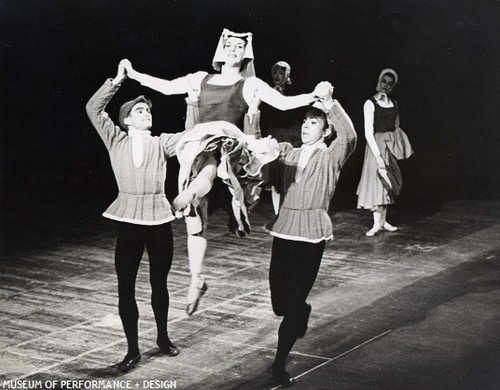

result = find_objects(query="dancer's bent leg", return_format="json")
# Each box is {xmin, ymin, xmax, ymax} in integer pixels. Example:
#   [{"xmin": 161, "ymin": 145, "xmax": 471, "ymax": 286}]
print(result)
[
  {"xmin": 269, "ymin": 238, "xmax": 324, "ymax": 386},
  {"xmin": 173, "ymin": 156, "xmax": 217, "ymax": 211},
  {"xmin": 174, "ymin": 157, "xmax": 217, "ymax": 316}
]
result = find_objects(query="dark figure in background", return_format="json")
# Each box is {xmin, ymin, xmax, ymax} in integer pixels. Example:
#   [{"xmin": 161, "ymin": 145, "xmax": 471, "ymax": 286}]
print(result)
[
  {"xmin": 265, "ymin": 83, "xmax": 357, "ymax": 386},
  {"xmin": 261, "ymin": 61, "xmax": 303, "ymax": 147},
  {"xmin": 260, "ymin": 61, "xmax": 305, "ymax": 213},
  {"xmin": 356, "ymin": 69, "xmax": 414, "ymax": 236},
  {"xmin": 86, "ymin": 62, "xmax": 185, "ymax": 373}
]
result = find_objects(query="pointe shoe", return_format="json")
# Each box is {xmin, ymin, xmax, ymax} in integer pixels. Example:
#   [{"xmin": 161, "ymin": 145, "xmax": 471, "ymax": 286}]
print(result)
[
  {"xmin": 365, "ymin": 226, "xmax": 381, "ymax": 237},
  {"xmin": 117, "ymin": 353, "xmax": 141, "ymax": 373},
  {"xmin": 227, "ymin": 217, "xmax": 247, "ymax": 237},
  {"xmin": 186, "ymin": 280, "xmax": 208, "ymax": 316},
  {"xmin": 382, "ymin": 222, "xmax": 398, "ymax": 232},
  {"xmin": 157, "ymin": 338, "xmax": 180, "ymax": 357},
  {"xmin": 272, "ymin": 365, "xmax": 295, "ymax": 387}
]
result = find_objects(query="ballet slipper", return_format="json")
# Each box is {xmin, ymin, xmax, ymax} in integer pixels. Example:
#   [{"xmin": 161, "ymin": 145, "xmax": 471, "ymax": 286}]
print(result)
[
  {"xmin": 186, "ymin": 278, "xmax": 208, "ymax": 316},
  {"xmin": 366, "ymin": 225, "xmax": 381, "ymax": 237},
  {"xmin": 382, "ymin": 222, "xmax": 398, "ymax": 232}
]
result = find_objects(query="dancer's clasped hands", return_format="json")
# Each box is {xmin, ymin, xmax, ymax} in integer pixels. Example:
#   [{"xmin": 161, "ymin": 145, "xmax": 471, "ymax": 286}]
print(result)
[{"xmin": 314, "ymin": 81, "xmax": 334, "ymax": 100}]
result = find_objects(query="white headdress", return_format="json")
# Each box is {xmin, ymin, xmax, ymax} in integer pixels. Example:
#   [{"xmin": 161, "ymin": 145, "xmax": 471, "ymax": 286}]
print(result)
[
  {"xmin": 212, "ymin": 28, "xmax": 255, "ymax": 77},
  {"xmin": 376, "ymin": 68, "xmax": 398, "ymax": 92}
]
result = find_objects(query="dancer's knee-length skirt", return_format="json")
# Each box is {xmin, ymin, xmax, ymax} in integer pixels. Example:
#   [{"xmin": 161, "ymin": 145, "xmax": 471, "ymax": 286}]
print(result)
[{"xmin": 356, "ymin": 127, "xmax": 413, "ymax": 210}]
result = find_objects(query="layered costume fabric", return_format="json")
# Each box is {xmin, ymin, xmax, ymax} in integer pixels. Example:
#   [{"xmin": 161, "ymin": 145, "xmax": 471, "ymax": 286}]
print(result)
[
  {"xmin": 356, "ymin": 70, "xmax": 413, "ymax": 210},
  {"xmin": 176, "ymin": 121, "xmax": 278, "ymax": 235}
]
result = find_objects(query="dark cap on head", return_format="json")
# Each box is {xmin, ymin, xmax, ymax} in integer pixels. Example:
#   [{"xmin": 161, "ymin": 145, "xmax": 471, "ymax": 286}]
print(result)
[{"xmin": 118, "ymin": 96, "xmax": 152, "ymax": 130}]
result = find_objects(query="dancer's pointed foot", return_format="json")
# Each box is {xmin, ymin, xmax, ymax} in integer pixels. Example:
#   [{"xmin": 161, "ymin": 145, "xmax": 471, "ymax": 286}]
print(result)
[{"xmin": 186, "ymin": 279, "xmax": 208, "ymax": 316}]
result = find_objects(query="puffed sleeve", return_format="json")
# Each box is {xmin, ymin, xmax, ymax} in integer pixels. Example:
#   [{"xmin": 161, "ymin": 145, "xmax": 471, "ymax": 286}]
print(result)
[{"xmin": 159, "ymin": 131, "xmax": 187, "ymax": 158}]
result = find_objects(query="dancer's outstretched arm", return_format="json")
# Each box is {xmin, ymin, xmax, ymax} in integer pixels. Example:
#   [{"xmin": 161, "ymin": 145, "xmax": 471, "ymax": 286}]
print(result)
[{"xmin": 120, "ymin": 59, "xmax": 206, "ymax": 96}]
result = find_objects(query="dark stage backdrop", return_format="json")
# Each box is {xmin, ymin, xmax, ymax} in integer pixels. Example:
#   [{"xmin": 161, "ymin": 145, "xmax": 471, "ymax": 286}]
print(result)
[{"xmin": 1, "ymin": 0, "xmax": 499, "ymax": 241}]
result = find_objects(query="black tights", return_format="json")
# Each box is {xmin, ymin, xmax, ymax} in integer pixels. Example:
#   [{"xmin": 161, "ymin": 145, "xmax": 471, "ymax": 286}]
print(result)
[
  {"xmin": 269, "ymin": 237, "xmax": 325, "ymax": 370},
  {"xmin": 115, "ymin": 222, "xmax": 173, "ymax": 355}
]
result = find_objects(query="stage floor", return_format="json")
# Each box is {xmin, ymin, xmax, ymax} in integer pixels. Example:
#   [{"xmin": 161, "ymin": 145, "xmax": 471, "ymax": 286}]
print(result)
[{"xmin": 1, "ymin": 197, "xmax": 500, "ymax": 389}]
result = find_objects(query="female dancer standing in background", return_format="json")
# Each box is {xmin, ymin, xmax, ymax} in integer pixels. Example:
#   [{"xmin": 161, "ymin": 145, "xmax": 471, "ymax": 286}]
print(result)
[{"xmin": 356, "ymin": 69, "xmax": 414, "ymax": 236}]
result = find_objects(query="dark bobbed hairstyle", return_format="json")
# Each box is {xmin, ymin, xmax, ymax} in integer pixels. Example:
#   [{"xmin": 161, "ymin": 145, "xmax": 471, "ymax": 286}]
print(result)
[
  {"xmin": 303, "ymin": 106, "xmax": 336, "ymax": 144},
  {"xmin": 303, "ymin": 107, "xmax": 329, "ymax": 130}
]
